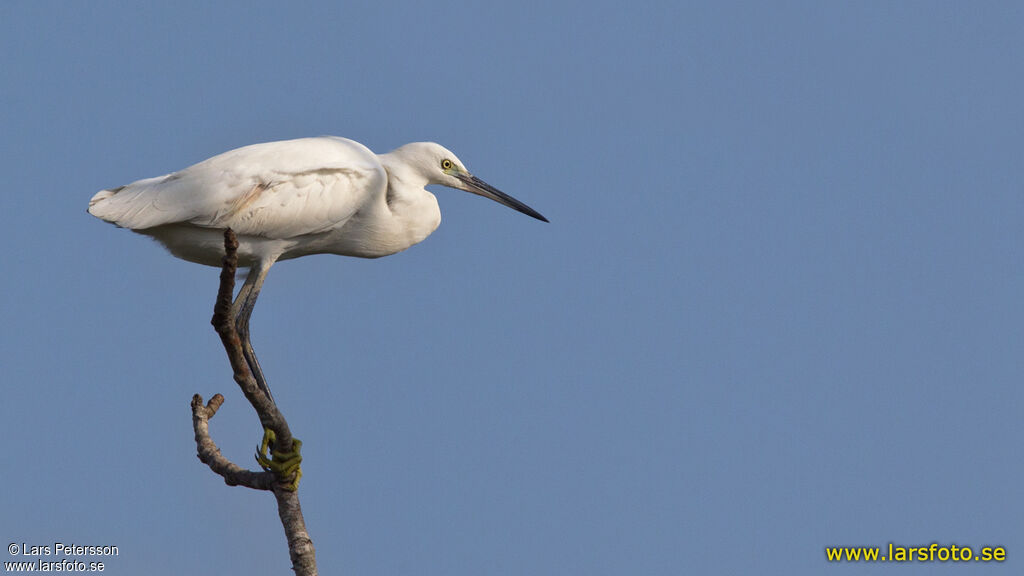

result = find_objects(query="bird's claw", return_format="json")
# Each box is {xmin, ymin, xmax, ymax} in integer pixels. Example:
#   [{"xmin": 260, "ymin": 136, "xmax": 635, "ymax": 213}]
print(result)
[{"xmin": 255, "ymin": 427, "xmax": 303, "ymax": 491}]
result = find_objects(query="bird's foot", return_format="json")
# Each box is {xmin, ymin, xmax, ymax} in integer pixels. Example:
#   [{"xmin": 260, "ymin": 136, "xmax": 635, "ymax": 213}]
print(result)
[{"xmin": 255, "ymin": 428, "xmax": 303, "ymax": 491}]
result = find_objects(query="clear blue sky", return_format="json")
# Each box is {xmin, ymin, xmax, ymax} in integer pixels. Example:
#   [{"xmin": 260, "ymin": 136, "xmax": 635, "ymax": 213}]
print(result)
[{"xmin": 2, "ymin": 1, "xmax": 1020, "ymax": 574}]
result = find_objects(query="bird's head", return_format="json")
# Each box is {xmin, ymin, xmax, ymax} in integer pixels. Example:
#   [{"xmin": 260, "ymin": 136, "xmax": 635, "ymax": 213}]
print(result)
[{"xmin": 389, "ymin": 142, "xmax": 548, "ymax": 223}]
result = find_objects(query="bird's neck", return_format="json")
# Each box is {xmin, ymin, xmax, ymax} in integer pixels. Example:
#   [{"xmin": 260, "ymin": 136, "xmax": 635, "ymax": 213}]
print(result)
[
  {"xmin": 378, "ymin": 152, "xmax": 430, "ymax": 192},
  {"xmin": 373, "ymin": 153, "xmax": 441, "ymax": 248}
]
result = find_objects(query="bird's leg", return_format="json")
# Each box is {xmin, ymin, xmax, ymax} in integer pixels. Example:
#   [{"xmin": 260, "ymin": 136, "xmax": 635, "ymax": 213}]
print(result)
[
  {"xmin": 233, "ymin": 260, "xmax": 303, "ymax": 489},
  {"xmin": 232, "ymin": 261, "xmax": 276, "ymax": 404}
]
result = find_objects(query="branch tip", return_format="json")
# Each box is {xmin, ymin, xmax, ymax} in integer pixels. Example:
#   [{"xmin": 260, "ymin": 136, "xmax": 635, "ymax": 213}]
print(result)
[{"xmin": 208, "ymin": 393, "xmax": 225, "ymax": 412}]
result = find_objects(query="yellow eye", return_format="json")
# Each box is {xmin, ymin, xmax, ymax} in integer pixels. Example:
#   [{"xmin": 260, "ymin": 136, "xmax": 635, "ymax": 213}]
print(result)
[{"xmin": 441, "ymin": 159, "xmax": 453, "ymax": 171}]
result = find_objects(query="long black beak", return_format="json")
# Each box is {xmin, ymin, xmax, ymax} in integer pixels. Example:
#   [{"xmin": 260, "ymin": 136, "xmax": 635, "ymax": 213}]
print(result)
[{"xmin": 455, "ymin": 173, "xmax": 549, "ymax": 223}]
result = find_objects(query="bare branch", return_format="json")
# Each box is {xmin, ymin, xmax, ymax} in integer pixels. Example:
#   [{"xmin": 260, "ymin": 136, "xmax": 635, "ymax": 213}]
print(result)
[
  {"xmin": 191, "ymin": 394, "xmax": 275, "ymax": 490},
  {"xmin": 274, "ymin": 489, "xmax": 317, "ymax": 575},
  {"xmin": 208, "ymin": 231, "xmax": 295, "ymax": 454},
  {"xmin": 190, "ymin": 228, "xmax": 318, "ymax": 576}
]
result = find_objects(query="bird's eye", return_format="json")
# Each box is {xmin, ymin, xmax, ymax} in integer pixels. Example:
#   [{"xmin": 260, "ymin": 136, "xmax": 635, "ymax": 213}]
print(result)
[{"xmin": 441, "ymin": 159, "xmax": 453, "ymax": 171}]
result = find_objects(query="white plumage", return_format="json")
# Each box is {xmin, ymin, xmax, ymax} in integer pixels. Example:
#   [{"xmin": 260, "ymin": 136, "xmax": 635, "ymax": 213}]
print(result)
[
  {"xmin": 90, "ymin": 137, "xmax": 549, "ymax": 266},
  {"xmin": 88, "ymin": 136, "xmax": 547, "ymax": 401}
]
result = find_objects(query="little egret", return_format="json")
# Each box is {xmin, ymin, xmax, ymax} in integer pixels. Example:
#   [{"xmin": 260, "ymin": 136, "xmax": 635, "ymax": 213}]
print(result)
[{"xmin": 89, "ymin": 136, "xmax": 548, "ymax": 402}]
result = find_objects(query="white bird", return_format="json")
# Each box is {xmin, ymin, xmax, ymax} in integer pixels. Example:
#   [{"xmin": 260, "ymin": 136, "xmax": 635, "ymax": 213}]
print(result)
[{"xmin": 89, "ymin": 136, "xmax": 547, "ymax": 400}]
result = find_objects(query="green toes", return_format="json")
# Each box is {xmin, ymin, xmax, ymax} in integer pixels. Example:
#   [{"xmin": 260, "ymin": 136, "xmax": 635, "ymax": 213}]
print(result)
[{"xmin": 255, "ymin": 427, "xmax": 303, "ymax": 491}]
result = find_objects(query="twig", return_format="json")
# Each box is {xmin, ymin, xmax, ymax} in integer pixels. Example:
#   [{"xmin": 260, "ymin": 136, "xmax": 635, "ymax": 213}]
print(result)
[
  {"xmin": 190, "ymin": 228, "xmax": 318, "ymax": 576},
  {"xmin": 191, "ymin": 393, "xmax": 274, "ymax": 490}
]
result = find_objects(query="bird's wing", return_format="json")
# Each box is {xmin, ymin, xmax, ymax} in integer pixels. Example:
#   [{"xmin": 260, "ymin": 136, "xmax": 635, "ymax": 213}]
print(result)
[{"xmin": 89, "ymin": 137, "xmax": 385, "ymax": 239}]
